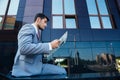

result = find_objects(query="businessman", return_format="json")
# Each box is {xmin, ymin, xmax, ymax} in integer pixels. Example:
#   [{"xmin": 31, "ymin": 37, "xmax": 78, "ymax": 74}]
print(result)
[{"xmin": 11, "ymin": 13, "xmax": 66, "ymax": 77}]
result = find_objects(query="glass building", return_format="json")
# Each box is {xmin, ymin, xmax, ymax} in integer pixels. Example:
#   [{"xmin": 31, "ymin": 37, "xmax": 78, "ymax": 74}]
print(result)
[{"xmin": 0, "ymin": 0, "xmax": 120, "ymax": 75}]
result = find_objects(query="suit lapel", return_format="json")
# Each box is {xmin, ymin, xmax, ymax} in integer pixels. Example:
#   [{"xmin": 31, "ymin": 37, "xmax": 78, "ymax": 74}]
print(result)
[{"xmin": 31, "ymin": 24, "xmax": 41, "ymax": 41}]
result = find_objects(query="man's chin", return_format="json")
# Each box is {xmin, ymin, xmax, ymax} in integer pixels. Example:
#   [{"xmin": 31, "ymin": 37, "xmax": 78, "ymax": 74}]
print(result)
[{"xmin": 39, "ymin": 27, "xmax": 44, "ymax": 30}]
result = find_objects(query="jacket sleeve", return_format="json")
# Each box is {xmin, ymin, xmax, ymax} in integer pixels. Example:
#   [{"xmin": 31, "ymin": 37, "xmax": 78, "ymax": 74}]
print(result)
[{"xmin": 18, "ymin": 24, "xmax": 50, "ymax": 55}]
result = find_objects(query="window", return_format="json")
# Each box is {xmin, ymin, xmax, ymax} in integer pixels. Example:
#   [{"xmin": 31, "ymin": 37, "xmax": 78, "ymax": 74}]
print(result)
[
  {"xmin": 52, "ymin": 0, "xmax": 77, "ymax": 29},
  {"xmin": 0, "ymin": 0, "xmax": 8, "ymax": 29},
  {"xmin": 86, "ymin": 0, "xmax": 113, "ymax": 29},
  {"xmin": 0, "ymin": 0, "xmax": 20, "ymax": 30}
]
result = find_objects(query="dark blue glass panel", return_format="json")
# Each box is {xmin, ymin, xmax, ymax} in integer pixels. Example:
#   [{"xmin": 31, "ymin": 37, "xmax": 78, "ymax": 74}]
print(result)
[
  {"xmin": 76, "ymin": 42, "xmax": 91, "ymax": 48},
  {"xmin": 78, "ymin": 48, "xmax": 92, "ymax": 61},
  {"xmin": 91, "ymin": 42, "xmax": 106, "ymax": 47}
]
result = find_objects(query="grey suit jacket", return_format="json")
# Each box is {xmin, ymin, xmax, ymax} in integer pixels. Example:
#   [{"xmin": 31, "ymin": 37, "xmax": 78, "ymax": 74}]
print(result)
[{"xmin": 12, "ymin": 24, "xmax": 50, "ymax": 77}]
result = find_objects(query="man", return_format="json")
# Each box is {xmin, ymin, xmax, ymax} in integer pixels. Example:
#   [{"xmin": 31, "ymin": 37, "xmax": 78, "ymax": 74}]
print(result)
[{"xmin": 11, "ymin": 13, "xmax": 66, "ymax": 77}]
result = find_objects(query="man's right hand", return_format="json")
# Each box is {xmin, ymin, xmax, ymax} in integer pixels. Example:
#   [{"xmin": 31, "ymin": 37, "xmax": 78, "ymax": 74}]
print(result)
[{"xmin": 50, "ymin": 39, "xmax": 60, "ymax": 49}]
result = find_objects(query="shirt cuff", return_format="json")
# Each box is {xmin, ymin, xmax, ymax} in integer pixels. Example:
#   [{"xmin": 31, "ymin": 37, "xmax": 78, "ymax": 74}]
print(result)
[{"xmin": 49, "ymin": 43, "xmax": 52, "ymax": 50}]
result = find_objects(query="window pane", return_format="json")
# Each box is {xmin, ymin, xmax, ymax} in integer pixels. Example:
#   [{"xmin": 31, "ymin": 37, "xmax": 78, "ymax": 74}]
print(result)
[
  {"xmin": 102, "ymin": 17, "xmax": 112, "ymax": 29},
  {"xmin": 76, "ymin": 42, "xmax": 91, "ymax": 48},
  {"xmin": 66, "ymin": 18, "xmax": 76, "ymax": 28},
  {"xmin": 91, "ymin": 42, "xmax": 106, "ymax": 47},
  {"xmin": 53, "ymin": 16, "xmax": 63, "ymax": 28},
  {"xmin": 86, "ymin": 0, "xmax": 98, "ymax": 14},
  {"xmin": 92, "ymin": 48, "xmax": 107, "ymax": 60},
  {"xmin": 90, "ymin": 17, "xmax": 101, "ymax": 29},
  {"xmin": 4, "ymin": 0, "xmax": 20, "ymax": 30},
  {"xmin": 52, "ymin": 0, "xmax": 63, "ymax": 14},
  {"xmin": 0, "ymin": 0, "xmax": 8, "ymax": 15},
  {"xmin": 0, "ymin": 0, "xmax": 8, "ymax": 29},
  {"xmin": 97, "ymin": 0, "xmax": 108, "ymax": 15},
  {"xmin": 7, "ymin": 0, "xmax": 19, "ymax": 15},
  {"xmin": 64, "ymin": 0, "xmax": 75, "ymax": 14},
  {"xmin": 78, "ymin": 49, "xmax": 92, "ymax": 61}
]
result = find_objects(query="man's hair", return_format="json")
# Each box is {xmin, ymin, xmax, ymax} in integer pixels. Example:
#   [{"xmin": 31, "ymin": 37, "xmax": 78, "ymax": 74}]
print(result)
[{"xmin": 34, "ymin": 13, "xmax": 49, "ymax": 22}]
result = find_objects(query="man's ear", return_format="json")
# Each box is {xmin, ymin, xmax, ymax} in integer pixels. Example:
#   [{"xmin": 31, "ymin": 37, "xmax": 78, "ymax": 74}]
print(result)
[{"xmin": 36, "ymin": 17, "xmax": 41, "ymax": 23}]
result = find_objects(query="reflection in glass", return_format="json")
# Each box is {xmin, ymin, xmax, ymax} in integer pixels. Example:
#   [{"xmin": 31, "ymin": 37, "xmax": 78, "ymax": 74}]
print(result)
[
  {"xmin": 116, "ymin": 58, "xmax": 120, "ymax": 72},
  {"xmin": 102, "ymin": 17, "xmax": 112, "ymax": 29},
  {"xmin": 53, "ymin": 49, "xmax": 69, "ymax": 57},
  {"xmin": 63, "ymin": 42, "xmax": 75, "ymax": 48},
  {"xmin": 53, "ymin": 16, "xmax": 63, "ymax": 28},
  {"xmin": 0, "ymin": 0, "xmax": 8, "ymax": 15},
  {"xmin": 66, "ymin": 18, "xmax": 76, "ymax": 28},
  {"xmin": 4, "ymin": 0, "xmax": 20, "ymax": 30},
  {"xmin": 52, "ymin": 0, "xmax": 63, "ymax": 14},
  {"xmin": 64, "ymin": 0, "xmax": 75, "ymax": 14},
  {"xmin": 110, "ymin": 42, "xmax": 120, "ymax": 47},
  {"xmin": 92, "ymin": 48, "xmax": 107, "ymax": 60},
  {"xmin": 0, "ymin": 0, "xmax": 8, "ymax": 29},
  {"xmin": 7, "ymin": 0, "xmax": 19, "ymax": 15},
  {"xmin": 114, "ymin": 48, "xmax": 120, "ymax": 57},
  {"xmin": 45, "ymin": 41, "xmax": 120, "ymax": 73},
  {"xmin": 76, "ymin": 42, "xmax": 91, "ymax": 48},
  {"xmin": 86, "ymin": 0, "xmax": 98, "ymax": 14},
  {"xmin": 97, "ymin": 0, "xmax": 108, "ymax": 15},
  {"xmin": 91, "ymin": 42, "xmax": 106, "ymax": 47},
  {"xmin": 56, "ymin": 41, "xmax": 120, "ymax": 60},
  {"xmin": 78, "ymin": 49, "xmax": 92, "ymax": 61},
  {"xmin": 106, "ymin": 42, "xmax": 120, "ymax": 56},
  {"xmin": 90, "ymin": 17, "xmax": 101, "ymax": 29}
]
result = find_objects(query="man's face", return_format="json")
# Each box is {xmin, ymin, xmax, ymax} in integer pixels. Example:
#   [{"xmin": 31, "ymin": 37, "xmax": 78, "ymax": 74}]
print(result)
[{"xmin": 37, "ymin": 17, "xmax": 48, "ymax": 30}]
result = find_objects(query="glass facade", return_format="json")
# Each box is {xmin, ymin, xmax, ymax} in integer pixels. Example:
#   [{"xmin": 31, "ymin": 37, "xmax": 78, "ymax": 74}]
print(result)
[
  {"xmin": 86, "ymin": 0, "xmax": 113, "ymax": 29},
  {"xmin": 52, "ymin": 0, "xmax": 77, "ymax": 29},
  {"xmin": 52, "ymin": 41, "xmax": 120, "ymax": 60},
  {"xmin": 45, "ymin": 0, "xmax": 120, "ymax": 73},
  {"xmin": 44, "ymin": 41, "xmax": 120, "ymax": 73},
  {"xmin": 47, "ymin": 41, "xmax": 120, "ymax": 73},
  {"xmin": 0, "ymin": 0, "xmax": 120, "ymax": 75},
  {"xmin": 0, "ymin": 0, "xmax": 8, "ymax": 29},
  {"xmin": 0, "ymin": 0, "xmax": 20, "ymax": 30}
]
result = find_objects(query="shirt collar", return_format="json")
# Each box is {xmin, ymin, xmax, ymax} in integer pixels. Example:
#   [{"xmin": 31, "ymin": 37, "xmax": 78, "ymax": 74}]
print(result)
[{"xmin": 32, "ymin": 23, "xmax": 38, "ymax": 34}]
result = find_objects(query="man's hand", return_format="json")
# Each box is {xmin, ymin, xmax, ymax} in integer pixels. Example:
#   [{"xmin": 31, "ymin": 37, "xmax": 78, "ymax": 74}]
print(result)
[{"xmin": 50, "ymin": 39, "xmax": 60, "ymax": 49}]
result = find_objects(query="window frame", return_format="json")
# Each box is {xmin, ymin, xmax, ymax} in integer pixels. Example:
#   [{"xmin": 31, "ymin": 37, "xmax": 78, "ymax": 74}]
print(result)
[
  {"xmin": 87, "ymin": 0, "xmax": 115, "ymax": 29},
  {"xmin": 0, "ymin": 0, "xmax": 10, "ymax": 30},
  {"xmin": 0, "ymin": 0, "xmax": 19, "ymax": 30},
  {"xmin": 52, "ymin": 0, "xmax": 78, "ymax": 29}
]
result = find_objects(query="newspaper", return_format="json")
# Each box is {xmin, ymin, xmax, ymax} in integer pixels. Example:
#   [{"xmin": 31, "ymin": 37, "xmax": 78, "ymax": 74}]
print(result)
[{"xmin": 47, "ymin": 31, "xmax": 68, "ymax": 60}]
